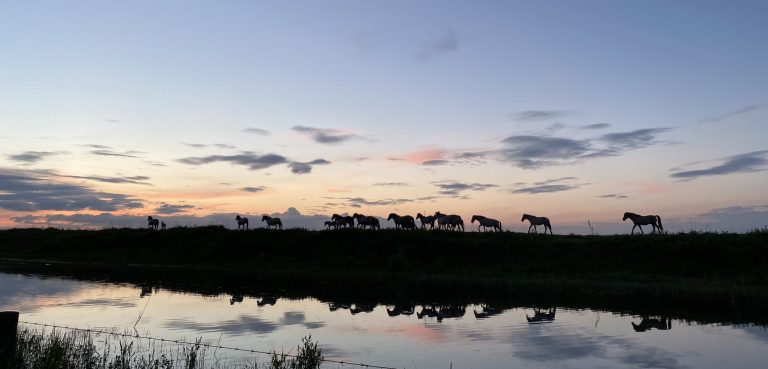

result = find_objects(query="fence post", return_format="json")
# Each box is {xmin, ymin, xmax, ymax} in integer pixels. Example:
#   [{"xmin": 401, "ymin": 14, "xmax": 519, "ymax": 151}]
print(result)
[{"xmin": 0, "ymin": 311, "xmax": 19, "ymax": 368}]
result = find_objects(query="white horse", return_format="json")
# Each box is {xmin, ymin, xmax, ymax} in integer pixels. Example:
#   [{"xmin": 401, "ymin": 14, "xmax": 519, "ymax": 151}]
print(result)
[
  {"xmin": 435, "ymin": 211, "xmax": 464, "ymax": 231},
  {"xmin": 471, "ymin": 215, "xmax": 502, "ymax": 232},
  {"xmin": 262, "ymin": 215, "xmax": 282, "ymax": 230},
  {"xmin": 352, "ymin": 213, "xmax": 380, "ymax": 229},
  {"xmin": 623, "ymin": 212, "xmax": 663, "ymax": 234},
  {"xmin": 521, "ymin": 214, "xmax": 552, "ymax": 234},
  {"xmin": 235, "ymin": 215, "xmax": 249, "ymax": 230},
  {"xmin": 147, "ymin": 216, "xmax": 159, "ymax": 230},
  {"xmin": 387, "ymin": 213, "xmax": 416, "ymax": 230},
  {"xmin": 416, "ymin": 213, "xmax": 436, "ymax": 230}
]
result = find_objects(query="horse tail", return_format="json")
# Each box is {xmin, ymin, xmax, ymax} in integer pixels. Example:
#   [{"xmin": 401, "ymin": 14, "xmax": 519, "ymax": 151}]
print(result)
[{"xmin": 656, "ymin": 215, "xmax": 663, "ymax": 232}]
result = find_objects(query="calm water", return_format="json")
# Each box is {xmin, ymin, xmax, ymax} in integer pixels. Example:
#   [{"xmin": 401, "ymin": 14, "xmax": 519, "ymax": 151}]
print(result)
[{"xmin": 1, "ymin": 272, "xmax": 767, "ymax": 369}]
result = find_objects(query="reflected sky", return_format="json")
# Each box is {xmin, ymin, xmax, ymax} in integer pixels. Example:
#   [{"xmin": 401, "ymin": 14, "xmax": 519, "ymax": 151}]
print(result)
[{"xmin": 1, "ymin": 272, "xmax": 766, "ymax": 369}]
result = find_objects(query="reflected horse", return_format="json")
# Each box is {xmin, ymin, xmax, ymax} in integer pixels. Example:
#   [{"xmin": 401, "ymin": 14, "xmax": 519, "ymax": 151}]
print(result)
[
  {"xmin": 623, "ymin": 212, "xmax": 663, "ymax": 234},
  {"xmin": 473, "ymin": 305, "xmax": 503, "ymax": 319},
  {"xmin": 230, "ymin": 294, "xmax": 243, "ymax": 305},
  {"xmin": 526, "ymin": 308, "xmax": 556, "ymax": 323},
  {"xmin": 386, "ymin": 304, "xmax": 415, "ymax": 317},
  {"xmin": 257, "ymin": 297, "xmax": 277, "ymax": 306},
  {"xmin": 631, "ymin": 316, "xmax": 671, "ymax": 332},
  {"xmin": 521, "ymin": 214, "xmax": 552, "ymax": 234}
]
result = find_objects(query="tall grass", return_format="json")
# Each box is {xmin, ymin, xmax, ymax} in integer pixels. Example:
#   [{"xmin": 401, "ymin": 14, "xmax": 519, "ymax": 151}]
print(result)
[{"xmin": 10, "ymin": 327, "xmax": 324, "ymax": 369}]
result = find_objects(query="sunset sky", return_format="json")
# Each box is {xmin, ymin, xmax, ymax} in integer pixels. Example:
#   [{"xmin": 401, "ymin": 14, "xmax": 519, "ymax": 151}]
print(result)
[{"xmin": 2, "ymin": 1, "xmax": 767, "ymax": 232}]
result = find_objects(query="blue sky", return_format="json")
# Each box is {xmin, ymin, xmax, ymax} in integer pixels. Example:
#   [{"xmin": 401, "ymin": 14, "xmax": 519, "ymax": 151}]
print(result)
[{"xmin": 1, "ymin": 0, "xmax": 767, "ymax": 232}]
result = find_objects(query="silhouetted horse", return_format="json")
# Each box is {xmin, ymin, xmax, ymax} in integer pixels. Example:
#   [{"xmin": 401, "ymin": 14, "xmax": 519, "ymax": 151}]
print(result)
[
  {"xmin": 526, "ymin": 308, "xmax": 556, "ymax": 323},
  {"xmin": 631, "ymin": 316, "xmax": 671, "ymax": 332},
  {"xmin": 235, "ymin": 215, "xmax": 249, "ymax": 230},
  {"xmin": 417, "ymin": 304, "xmax": 466, "ymax": 321},
  {"xmin": 521, "ymin": 214, "xmax": 552, "ymax": 234},
  {"xmin": 352, "ymin": 213, "xmax": 380, "ymax": 229},
  {"xmin": 471, "ymin": 215, "xmax": 502, "ymax": 232},
  {"xmin": 147, "ymin": 216, "xmax": 159, "ymax": 230},
  {"xmin": 331, "ymin": 213, "xmax": 355, "ymax": 228},
  {"xmin": 160, "ymin": 221, "xmax": 166, "ymax": 230},
  {"xmin": 623, "ymin": 212, "xmax": 663, "ymax": 234},
  {"xmin": 416, "ymin": 213, "xmax": 436, "ymax": 230},
  {"xmin": 387, "ymin": 213, "xmax": 416, "ymax": 230},
  {"xmin": 473, "ymin": 305, "xmax": 503, "ymax": 319},
  {"xmin": 435, "ymin": 211, "xmax": 464, "ymax": 231},
  {"xmin": 262, "ymin": 215, "xmax": 282, "ymax": 230}
]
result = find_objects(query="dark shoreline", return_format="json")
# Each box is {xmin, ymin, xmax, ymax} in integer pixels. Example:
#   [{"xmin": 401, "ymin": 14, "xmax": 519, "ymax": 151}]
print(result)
[{"xmin": 1, "ymin": 227, "xmax": 767, "ymax": 325}]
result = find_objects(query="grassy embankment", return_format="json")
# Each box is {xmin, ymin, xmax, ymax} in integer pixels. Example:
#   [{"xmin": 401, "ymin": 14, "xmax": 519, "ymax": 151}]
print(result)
[
  {"xmin": 1, "ymin": 226, "xmax": 766, "ymax": 291},
  {"xmin": 9, "ymin": 327, "xmax": 323, "ymax": 369}
]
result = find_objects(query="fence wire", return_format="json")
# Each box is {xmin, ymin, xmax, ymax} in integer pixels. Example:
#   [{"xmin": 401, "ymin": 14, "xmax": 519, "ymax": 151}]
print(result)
[{"xmin": 19, "ymin": 320, "xmax": 397, "ymax": 369}]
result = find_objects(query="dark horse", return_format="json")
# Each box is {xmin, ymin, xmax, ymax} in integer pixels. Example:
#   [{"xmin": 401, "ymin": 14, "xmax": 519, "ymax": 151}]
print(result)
[{"xmin": 623, "ymin": 212, "xmax": 663, "ymax": 234}]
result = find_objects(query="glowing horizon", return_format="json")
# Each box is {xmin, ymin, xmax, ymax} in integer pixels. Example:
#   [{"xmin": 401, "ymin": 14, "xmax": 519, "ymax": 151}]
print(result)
[{"xmin": 2, "ymin": 1, "xmax": 767, "ymax": 233}]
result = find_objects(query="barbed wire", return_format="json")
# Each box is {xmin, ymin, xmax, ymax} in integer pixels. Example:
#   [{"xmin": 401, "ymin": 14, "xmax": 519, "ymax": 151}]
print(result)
[{"xmin": 19, "ymin": 320, "xmax": 397, "ymax": 369}]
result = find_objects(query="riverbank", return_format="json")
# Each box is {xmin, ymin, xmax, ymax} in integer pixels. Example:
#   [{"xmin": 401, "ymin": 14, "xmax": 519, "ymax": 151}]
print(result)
[{"xmin": 1, "ymin": 227, "xmax": 767, "ymax": 324}]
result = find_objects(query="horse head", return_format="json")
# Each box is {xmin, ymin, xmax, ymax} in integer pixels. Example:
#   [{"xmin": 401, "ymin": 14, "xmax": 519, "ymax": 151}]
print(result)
[
  {"xmin": 521, "ymin": 214, "xmax": 529, "ymax": 222},
  {"xmin": 261, "ymin": 215, "xmax": 270, "ymax": 222},
  {"xmin": 352, "ymin": 213, "xmax": 362, "ymax": 219},
  {"xmin": 387, "ymin": 213, "xmax": 397, "ymax": 220},
  {"xmin": 622, "ymin": 212, "xmax": 633, "ymax": 221},
  {"xmin": 434, "ymin": 211, "xmax": 443, "ymax": 218},
  {"xmin": 147, "ymin": 216, "xmax": 153, "ymax": 221},
  {"xmin": 471, "ymin": 215, "xmax": 479, "ymax": 223},
  {"xmin": 236, "ymin": 215, "xmax": 241, "ymax": 220}
]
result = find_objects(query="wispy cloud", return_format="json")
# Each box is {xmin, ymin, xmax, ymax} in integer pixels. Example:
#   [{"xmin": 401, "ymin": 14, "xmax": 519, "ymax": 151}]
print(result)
[
  {"xmin": 292, "ymin": 125, "xmax": 365, "ymax": 145},
  {"xmin": 581, "ymin": 123, "xmax": 611, "ymax": 130},
  {"xmin": 670, "ymin": 150, "xmax": 768, "ymax": 181},
  {"xmin": 415, "ymin": 29, "xmax": 458, "ymax": 61},
  {"xmin": 7, "ymin": 151, "xmax": 63, "ymax": 164},
  {"xmin": 511, "ymin": 110, "xmax": 572, "ymax": 122},
  {"xmin": 243, "ymin": 128, "xmax": 271, "ymax": 135},
  {"xmin": 181, "ymin": 142, "xmax": 236, "ymax": 149},
  {"xmin": 178, "ymin": 152, "xmax": 330, "ymax": 174},
  {"xmin": 0, "ymin": 168, "xmax": 144, "ymax": 212},
  {"xmin": 699, "ymin": 102, "xmax": 767, "ymax": 123},
  {"xmin": 511, "ymin": 177, "xmax": 583, "ymax": 194},
  {"xmin": 498, "ymin": 128, "xmax": 672, "ymax": 168},
  {"xmin": 90, "ymin": 149, "xmax": 142, "ymax": 158},
  {"xmin": 155, "ymin": 202, "xmax": 196, "ymax": 215},
  {"xmin": 288, "ymin": 159, "xmax": 331, "ymax": 174},
  {"xmin": 62, "ymin": 174, "xmax": 151, "ymax": 186},
  {"xmin": 242, "ymin": 186, "xmax": 265, "ymax": 193},
  {"xmin": 433, "ymin": 181, "xmax": 498, "ymax": 196},
  {"xmin": 373, "ymin": 182, "xmax": 409, "ymax": 187},
  {"xmin": 599, "ymin": 194, "xmax": 629, "ymax": 199}
]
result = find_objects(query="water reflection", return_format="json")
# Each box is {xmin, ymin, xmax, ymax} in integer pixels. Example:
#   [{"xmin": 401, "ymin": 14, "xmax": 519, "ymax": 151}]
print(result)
[
  {"xmin": 631, "ymin": 316, "xmax": 672, "ymax": 332},
  {"xmin": 3, "ymin": 270, "xmax": 768, "ymax": 369},
  {"xmin": 526, "ymin": 307, "xmax": 556, "ymax": 323}
]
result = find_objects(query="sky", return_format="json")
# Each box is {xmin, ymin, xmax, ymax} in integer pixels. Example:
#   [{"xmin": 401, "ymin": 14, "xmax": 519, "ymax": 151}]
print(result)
[{"xmin": 1, "ymin": 0, "xmax": 767, "ymax": 233}]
